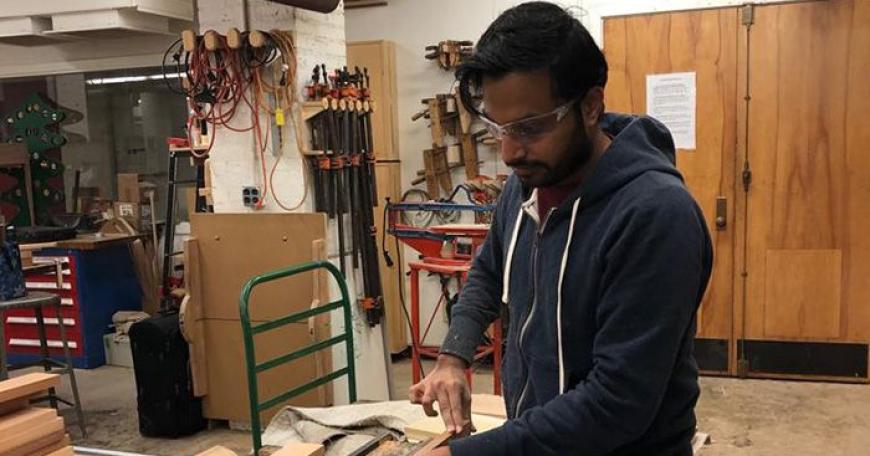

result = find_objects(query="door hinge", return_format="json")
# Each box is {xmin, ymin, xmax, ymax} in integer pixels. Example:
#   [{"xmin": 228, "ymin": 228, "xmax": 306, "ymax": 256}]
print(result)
[
  {"xmin": 741, "ymin": 4, "xmax": 755, "ymax": 26},
  {"xmin": 742, "ymin": 167, "xmax": 752, "ymax": 192}
]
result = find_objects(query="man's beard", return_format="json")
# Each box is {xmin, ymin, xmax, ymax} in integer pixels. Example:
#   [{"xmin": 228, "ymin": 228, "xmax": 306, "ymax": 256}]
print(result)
[{"xmin": 509, "ymin": 127, "xmax": 593, "ymax": 188}]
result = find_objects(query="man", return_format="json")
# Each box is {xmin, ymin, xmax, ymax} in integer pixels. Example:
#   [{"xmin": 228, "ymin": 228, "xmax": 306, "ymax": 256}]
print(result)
[{"xmin": 408, "ymin": 2, "xmax": 713, "ymax": 455}]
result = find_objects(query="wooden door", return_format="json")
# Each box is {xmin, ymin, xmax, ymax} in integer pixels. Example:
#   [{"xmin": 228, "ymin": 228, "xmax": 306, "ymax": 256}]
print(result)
[
  {"xmin": 604, "ymin": 9, "xmax": 740, "ymax": 374},
  {"xmin": 739, "ymin": 0, "xmax": 870, "ymax": 381}
]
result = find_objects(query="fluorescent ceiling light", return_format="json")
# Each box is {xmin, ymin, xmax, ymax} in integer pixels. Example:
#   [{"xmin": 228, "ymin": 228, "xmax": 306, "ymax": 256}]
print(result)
[{"xmin": 85, "ymin": 72, "xmax": 184, "ymax": 86}]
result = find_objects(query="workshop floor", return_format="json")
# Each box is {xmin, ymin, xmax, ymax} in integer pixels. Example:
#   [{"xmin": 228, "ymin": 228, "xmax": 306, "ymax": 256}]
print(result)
[{"xmin": 31, "ymin": 361, "xmax": 870, "ymax": 455}]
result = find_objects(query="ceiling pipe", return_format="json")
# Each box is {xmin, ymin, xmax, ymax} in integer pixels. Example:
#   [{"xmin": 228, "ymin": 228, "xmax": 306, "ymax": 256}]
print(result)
[{"xmin": 264, "ymin": 0, "xmax": 341, "ymax": 13}]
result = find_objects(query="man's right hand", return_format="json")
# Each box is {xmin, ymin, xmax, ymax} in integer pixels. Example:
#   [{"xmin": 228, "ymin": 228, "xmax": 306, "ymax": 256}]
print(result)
[{"xmin": 409, "ymin": 354, "xmax": 473, "ymax": 434}]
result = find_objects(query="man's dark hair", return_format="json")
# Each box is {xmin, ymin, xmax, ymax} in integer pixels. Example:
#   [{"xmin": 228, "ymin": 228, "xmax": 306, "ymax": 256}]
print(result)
[{"xmin": 457, "ymin": 1, "xmax": 608, "ymax": 116}]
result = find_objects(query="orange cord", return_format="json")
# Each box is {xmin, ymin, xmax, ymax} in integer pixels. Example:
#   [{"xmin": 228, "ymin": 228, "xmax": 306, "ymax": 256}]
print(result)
[{"xmin": 180, "ymin": 29, "xmax": 307, "ymax": 210}]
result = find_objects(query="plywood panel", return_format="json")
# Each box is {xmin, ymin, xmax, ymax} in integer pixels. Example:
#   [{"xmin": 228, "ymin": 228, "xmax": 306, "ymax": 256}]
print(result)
[
  {"xmin": 188, "ymin": 213, "xmax": 332, "ymax": 422},
  {"xmin": 744, "ymin": 0, "xmax": 870, "ymax": 343},
  {"xmin": 763, "ymin": 249, "xmax": 842, "ymax": 339},
  {"xmin": 201, "ymin": 319, "xmax": 326, "ymax": 423},
  {"xmin": 347, "ymin": 40, "xmax": 399, "ymax": 160},
  {"xmin": 604, "ymin": 8, "xmax": 739, "ymax": 344},
  {"xmin": 189, "ymin": 213, "xmax": 326, "ymax": 321}
]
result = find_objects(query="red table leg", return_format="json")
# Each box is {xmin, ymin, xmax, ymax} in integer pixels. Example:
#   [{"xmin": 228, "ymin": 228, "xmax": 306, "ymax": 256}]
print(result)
[{"xmin": 410, "ymin": 267, "xmax": 421, "ymax": 385}]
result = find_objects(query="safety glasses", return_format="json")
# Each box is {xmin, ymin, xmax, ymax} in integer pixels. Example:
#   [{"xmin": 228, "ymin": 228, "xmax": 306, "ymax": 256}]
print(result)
[{"xmin": 479, "ymin": 98, "xmax": 579, "ymax": 143}]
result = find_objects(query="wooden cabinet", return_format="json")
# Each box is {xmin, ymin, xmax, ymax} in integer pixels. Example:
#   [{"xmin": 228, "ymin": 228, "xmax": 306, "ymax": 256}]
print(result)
[
  {"xmin": 604, "ymin": 0, "xmax": 870, "ymax": 381},
  {"xmin": 347, "ymin": 40, "xmax": 400, "ymax": 160},
  {"xmin": 347, "ymin": 40, "xmax": 407, "ymax": 353}
]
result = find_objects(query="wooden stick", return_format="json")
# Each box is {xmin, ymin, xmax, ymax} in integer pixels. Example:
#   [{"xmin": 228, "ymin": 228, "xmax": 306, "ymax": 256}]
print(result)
[
  {"xmin": 249, "ymin": 30, "xmax": 268, "ymax": 48},
  {"xmin": 182, "ymin": 30, "xmax": 196, "ymax": 52},
  {"xmin": 226, "ymin": 27, "xmax": 242, "ymax": 49},
  {"xmin": 413, "ymin": 431, "xmax": 453, "ymax": 455},
  {"xmin": 203, "ymin": 30, "xmax": 222, "ymax": 51}
]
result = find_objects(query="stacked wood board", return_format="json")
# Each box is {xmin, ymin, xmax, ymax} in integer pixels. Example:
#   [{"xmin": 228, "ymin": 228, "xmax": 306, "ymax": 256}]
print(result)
[{"xmin": 0, "ymin": 373, "xmax": 73, "ymax": 456}]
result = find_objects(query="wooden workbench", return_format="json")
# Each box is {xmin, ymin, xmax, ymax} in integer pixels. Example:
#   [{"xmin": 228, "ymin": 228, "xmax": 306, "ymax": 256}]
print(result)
[{"xmin": 19, "ymin": 234, "xmax": 142, "ymax": 252}]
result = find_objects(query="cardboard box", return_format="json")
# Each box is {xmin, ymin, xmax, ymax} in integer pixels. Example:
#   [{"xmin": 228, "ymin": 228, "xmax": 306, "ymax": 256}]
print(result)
[
  {"xmin": 113, "ymin": 202, "xmax": 152, "ymax": 231},
  {"xmin": 103, "ymin": 334, "xmax": 134, "ymax": 368},
  {"xmin": 117, "ymin": 173, "xmax": 141, "ymax": 203},
  {"xmin": 117, "ymin": 173, "xmax": 157, "ymax": 204}
]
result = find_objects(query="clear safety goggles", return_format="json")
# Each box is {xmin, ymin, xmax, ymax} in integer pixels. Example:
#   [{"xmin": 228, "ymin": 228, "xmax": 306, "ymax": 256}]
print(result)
[{"xmin": 479, "ymin": 98, "xmax": 579, "ymax": 143}]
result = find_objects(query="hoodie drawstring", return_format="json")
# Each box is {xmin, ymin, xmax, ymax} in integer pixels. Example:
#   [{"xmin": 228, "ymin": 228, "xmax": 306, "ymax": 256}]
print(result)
[
  {"xmin": 501, "ymin": 206, "xmax": 525, "ymax": 304},
  {"xmin": 556, "ymin": 197, "xmax": 581, "ymax": 394}
]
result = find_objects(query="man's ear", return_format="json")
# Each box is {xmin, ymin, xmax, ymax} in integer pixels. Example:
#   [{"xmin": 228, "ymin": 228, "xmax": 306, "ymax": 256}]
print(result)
[{"xmin": 580, "ymin": 86, "xmax": 605, "ymax": 127}]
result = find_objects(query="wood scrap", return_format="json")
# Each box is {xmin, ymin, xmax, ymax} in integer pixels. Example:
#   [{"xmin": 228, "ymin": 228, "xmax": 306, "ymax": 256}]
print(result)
[
  {"xmin": 193, "ymin": 446, "xmax": 237, "ymax": 456},
  {"xmin": 0, "ymin": 373, "xmax": 60, "ymax": 405},
  {"xmin": 182, "ymin": 237, "xmax": 209, "ymax": 397},
  {"xmin": 130, "ymin": 239, "xmax": 159, "ymax": 315},
  {"xmin": 99, "ymin": 217, "xmax": 137, "ymax": 236},
  {"xmin": 412, "ymin": 431, "xmax": 453, "ymax": 455},
  {"xmin": 470, "ymin": 394, "xmax": 506, "ymax": 419},
  {"xmin": 404, "ymin": 413, "xmax": 505, "ymax": 442},
  {"xmin": 271, "ymin": 442, "xmax": 325, "ymax": 456}
]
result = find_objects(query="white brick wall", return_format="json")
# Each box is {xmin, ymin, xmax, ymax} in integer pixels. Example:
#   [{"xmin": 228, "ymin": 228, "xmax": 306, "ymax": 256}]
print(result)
[{"xmin": 197, "ymin": 0, "xmax": 346, "ymax": 214}]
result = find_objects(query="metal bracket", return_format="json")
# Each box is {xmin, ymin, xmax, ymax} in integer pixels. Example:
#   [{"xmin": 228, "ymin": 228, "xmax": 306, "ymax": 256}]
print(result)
[{"xmin": 741, "ymin": 4, "xmax": 755, "ymax": 26}]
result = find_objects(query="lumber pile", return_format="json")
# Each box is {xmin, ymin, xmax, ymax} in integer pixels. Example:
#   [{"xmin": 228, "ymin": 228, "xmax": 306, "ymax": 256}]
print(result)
[{"xmin": 0, "ymin": 373, "xmax": 73, "ymax": 456}]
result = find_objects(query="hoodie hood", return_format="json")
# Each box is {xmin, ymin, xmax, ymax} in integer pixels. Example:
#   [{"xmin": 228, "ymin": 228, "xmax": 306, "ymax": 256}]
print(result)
[
  {"xmin": 579, "ymin": 113, "xmax": 681, "ymax": 206},
  {"xmin": 517, "ymin": 113, "xmax": 681, "ymax": 210}
]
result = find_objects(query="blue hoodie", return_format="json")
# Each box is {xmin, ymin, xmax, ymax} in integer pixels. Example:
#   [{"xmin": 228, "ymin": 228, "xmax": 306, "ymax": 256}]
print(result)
[{"xmin": 440, "ymin": 113, "xmax": 713, "ymax": 455}]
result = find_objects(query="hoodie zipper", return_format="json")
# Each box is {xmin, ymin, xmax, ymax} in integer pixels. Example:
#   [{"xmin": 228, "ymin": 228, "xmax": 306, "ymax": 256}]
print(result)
[{"xmin": 513, "ymin": 207, "xmax": 555, "ymax": 415}]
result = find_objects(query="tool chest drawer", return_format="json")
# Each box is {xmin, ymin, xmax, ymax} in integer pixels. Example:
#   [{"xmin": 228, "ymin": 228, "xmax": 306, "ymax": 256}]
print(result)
[{"xmin": 3, "ymin": 246, "xmax": 142, "ymax": 368}]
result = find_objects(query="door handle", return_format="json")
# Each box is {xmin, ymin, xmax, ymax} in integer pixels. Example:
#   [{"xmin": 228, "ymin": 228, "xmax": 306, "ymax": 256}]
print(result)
[{"xmin": 715, "ymin": 197, "xmax": 727, "ymax": 230}]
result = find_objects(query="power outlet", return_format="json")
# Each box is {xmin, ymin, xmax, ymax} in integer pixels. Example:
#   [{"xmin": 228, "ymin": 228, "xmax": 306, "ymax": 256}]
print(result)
[{"xmin": 242, "ymin": 187, "xmax": 261, "ymax": 207}]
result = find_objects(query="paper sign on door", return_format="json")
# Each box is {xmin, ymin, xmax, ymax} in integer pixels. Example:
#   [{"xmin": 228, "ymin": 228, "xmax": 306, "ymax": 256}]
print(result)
[{"xmin": 646, "ymin": 72, "xmax": 696, "ymax": 150}]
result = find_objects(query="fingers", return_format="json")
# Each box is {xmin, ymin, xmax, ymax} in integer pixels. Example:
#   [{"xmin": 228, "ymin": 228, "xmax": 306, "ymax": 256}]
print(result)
[
  {"xmin": 436, "ymin": 388, "xmax": 457, "ymax": 433},
  {"xmin": 421, "ymin": 390, "xmax": 438, "ymax": 417},
  {"xmin": 461, "ymin": 386, "xmax": 475, "ymax": 433},
  {"xmin": 448, "ymin": 384, "xmax": 468, "ymax": 434},
  {"xmin": 409, "ymin": 383, "xmax": 424, "ymax": 404}
]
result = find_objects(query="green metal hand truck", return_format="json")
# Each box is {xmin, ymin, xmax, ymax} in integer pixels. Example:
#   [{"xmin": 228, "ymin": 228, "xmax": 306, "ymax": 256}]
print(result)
[{"xmin": 240, "ymin": 260, "xmax": 357, "ymax": 455}]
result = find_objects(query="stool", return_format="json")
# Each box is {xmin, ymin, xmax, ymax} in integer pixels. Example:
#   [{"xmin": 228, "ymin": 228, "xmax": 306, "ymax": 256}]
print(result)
[
  {"xmin": 0, "ymin": 289, "xmax": 87, "ymax": 438},
  {"xmin": 408, "ymin": 258, "xmax": 502, "ymax": 394}
]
